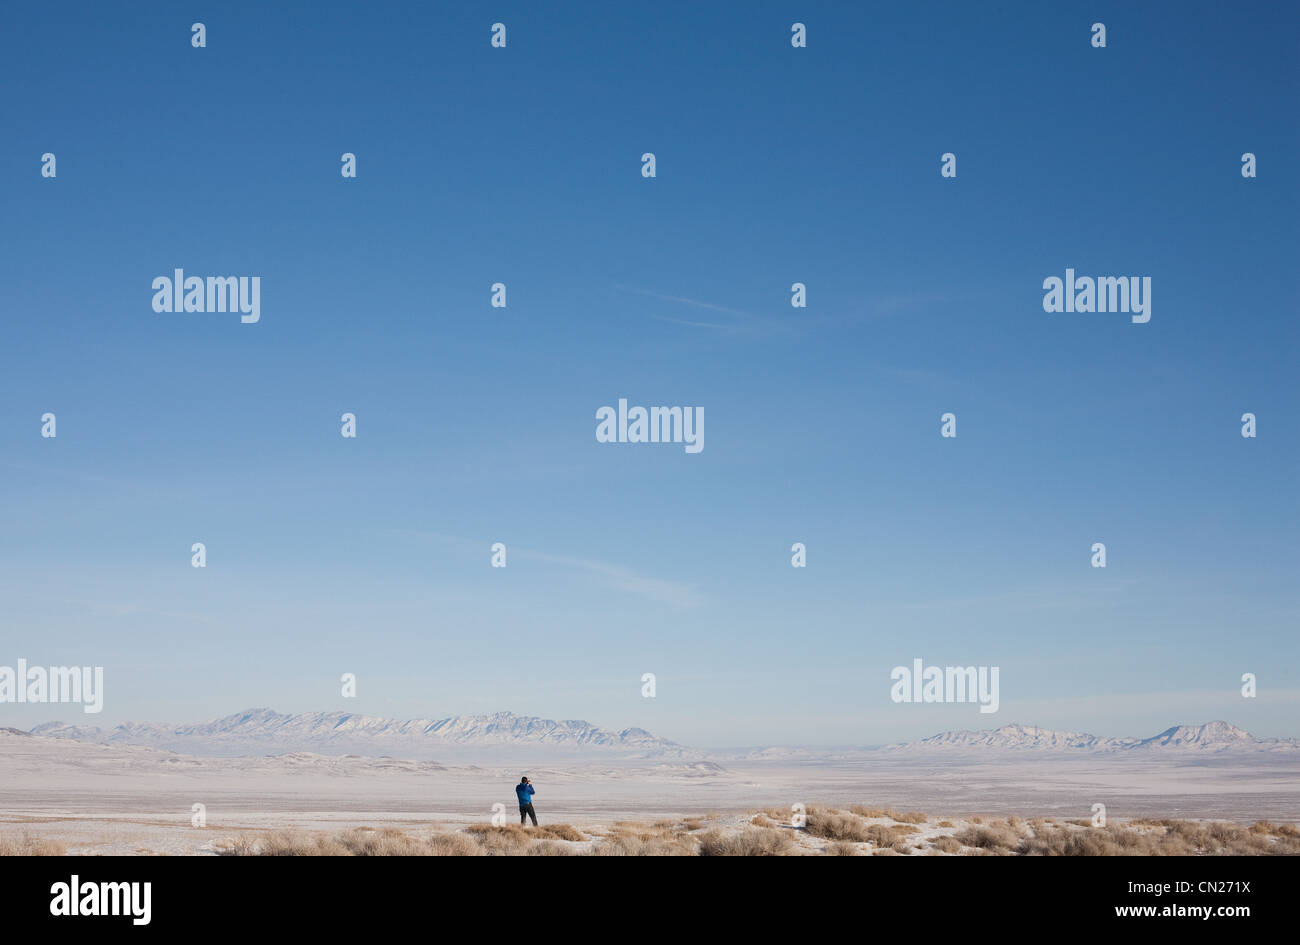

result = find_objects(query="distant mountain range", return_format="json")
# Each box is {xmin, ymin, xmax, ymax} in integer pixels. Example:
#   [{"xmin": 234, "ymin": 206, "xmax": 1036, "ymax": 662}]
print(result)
[
  {"xmin": 28, "ymin": 708, "xmax": 687, "ymax": 760},
  {"xmin": 883, "ymin": 720, "xmax": 1300, "ymax": 754},
  {"xmin": 22, "ymin": 711, "xmax": 1297, "ymax": 760}
]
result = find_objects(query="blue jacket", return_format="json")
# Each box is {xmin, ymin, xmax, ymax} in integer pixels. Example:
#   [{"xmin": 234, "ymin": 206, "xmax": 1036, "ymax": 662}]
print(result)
[{"xmin": 516, "ymin": 783, "xmax": 535, "ymax": 805}]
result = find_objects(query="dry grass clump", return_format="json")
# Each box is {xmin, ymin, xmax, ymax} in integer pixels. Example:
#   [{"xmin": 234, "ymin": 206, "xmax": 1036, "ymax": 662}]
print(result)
[
  {"xmin": 806, "ymin": 810, "xmax": 872, "ymax": 842},
  {"xmin": 467, "ymin": 825, "xmax": 535, "ymax": 855},
  {"xmin": 425, "ymin": 833, "xmax": 485, "ymax": 856},
  {"xmin": 667, "ymin": 817, "xmax": 712, "ymax": 831},
  {"xmin": 806, "ymin": 810, "xmax": 920, "ymax": 849},
  {"xmin": 1019, "ymin": 825, "xmax": 1141, "ymax": 856},
  {"xmin": 930, "ymin": 835, "xmax": 963, "ymax": 854},
  {"xmin": 589, "ymin": 834, "xmax": 697, "ymax": 856},
  {"xmin": 937, "ymin": 820, "xmax": 955, "ymax": 828},
  {"xmin": 464, "ymin": 823, "xmax": 526, "ymax": 837},
  {"xmin": 589, "ymin": 818, "xmax": 699, "ymax": 855},
  {"xmin": 220, "ymin": 827, "xmax": 487, "ymax": 856},
  {"xmin": 600, "ymin": 820, "xmax": 690, "ymax": 843},
  {"xmin": 339, "ymin": 827, "xmax": 428, "ymax": 856},
  {"xmin": 223, "ymin": 823, "xmax": 591, "ymax": 857},
  {"xmin": 954, "ymin": 824, "xmax": 1022, "ymax": 852},
  {"xmin": 348, "ymin": 826, "xmax": 512, "ymax": 856},
  {"xmin": 849, "ymin": 806, "xmax": 887, "ymax": 818},
  {"xmin": 848, "ymin": 806, "xmax": 926, "ymax": 824},
  {"xmin": 865, "ymin": 824, "xmax": 918, "ymax": 850},
  {"xmin": 1186, "ymin": 820, "xmax": 1298, "ymax": 855},
  {"xmin": 465, "ymin": 826, "xmax": 530, "ymax": 852},
  {"xmin": 697, "ymin": 827, "xmax": 796, "ymax": 856},
  {"xmin": 183, "ymin": 811, "xmax": 1300, "ymax": 857},
  {"xmin": 263, "ymin": 830, "xmax": 348, "ymax": 855},
  {"xmin": 0, "ymin": 832, "xmax": 66, "ymax": 856},
  {"xmin": 464, "ymin": 822, "xmax": 582, "ymax": 842},
  {"xmin": 1247, "ymin": 821, "xmax": 1300, "ymax": 839},
  {"xmin": 1018, "ymin": 819, "xmax": 1300, "ymax": 856},
  {"xmin": 526, "ymin": 840, "xmax": 578, "ymax": 856},
  {"xmin": 245, "ymin": 830, "xmax": 351, "ymax": 856},
  {"xmin": 216, "ymin": 835, "xmax": 260, "ymax": 856}
]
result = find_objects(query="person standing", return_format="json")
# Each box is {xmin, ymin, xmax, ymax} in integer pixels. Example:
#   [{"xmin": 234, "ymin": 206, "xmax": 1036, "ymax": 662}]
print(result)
[{"xmin": 516, "ymin": 776, "xmax": 537, "ymax": 826}]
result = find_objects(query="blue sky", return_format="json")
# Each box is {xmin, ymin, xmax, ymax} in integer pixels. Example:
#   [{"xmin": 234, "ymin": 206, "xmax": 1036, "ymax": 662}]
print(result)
[{"xmin": 1, "ymin": 1, "xmax": 1297, "ymax": 746}]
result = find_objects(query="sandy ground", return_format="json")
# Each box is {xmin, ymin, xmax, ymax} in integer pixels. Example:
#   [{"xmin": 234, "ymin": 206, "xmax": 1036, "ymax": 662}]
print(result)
[{"xmin": 3, "ymin": 733, "xmax": 1298, "ymax": 854}]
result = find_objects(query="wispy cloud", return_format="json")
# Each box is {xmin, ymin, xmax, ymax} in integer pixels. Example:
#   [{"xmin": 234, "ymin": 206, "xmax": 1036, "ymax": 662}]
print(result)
[
  {"xmin": 373, "ymin": 530, "xmax": 704, "ymax": 608},
  {"xmin": 514, "ymin": 548, "xmax": 703, "ymax": 608},
  {"xmin": 648, "ymin": 314, "xmax": 733, "ymax": 330},
  {"xmin": 613, "ymin": 284, "xmax": 785, "ymax": 337},
  {"xmin": 614, "ymin": 285, "xmax": 957, "ymax": 339},
  {"xmin": 0, "ymin": 461, "xmax": 118, "ymax": 487},
  {"xmin": 878, "ymin": 365, "xmax": 949, "ymax": 386},
  {"xmin": 614, "ymin": 284, "xmax": 752, "ymax": 317},
  {"xmin": 897, "ymin": 580, "xmax": 1141, "ymax": 613},
  {"xmin": 868, "ymin": 293, "xmax": 950, "ymax": 316},
  {"xmin": 94, "ymin": 602, "xmax": 217, "ymax": 623}
]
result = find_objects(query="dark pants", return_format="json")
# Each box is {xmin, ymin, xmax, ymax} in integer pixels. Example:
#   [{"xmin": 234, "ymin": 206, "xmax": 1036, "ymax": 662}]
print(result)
[{"xmin": 519, "ymin": 803, "xmax": 538, "ymax": 826}]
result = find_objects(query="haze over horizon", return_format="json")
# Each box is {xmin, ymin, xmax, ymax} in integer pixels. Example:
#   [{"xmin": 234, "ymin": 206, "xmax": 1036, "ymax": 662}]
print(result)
[{"xmin": 15, "ymin": 703, "xmax": 1300, "ymax": 752}]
